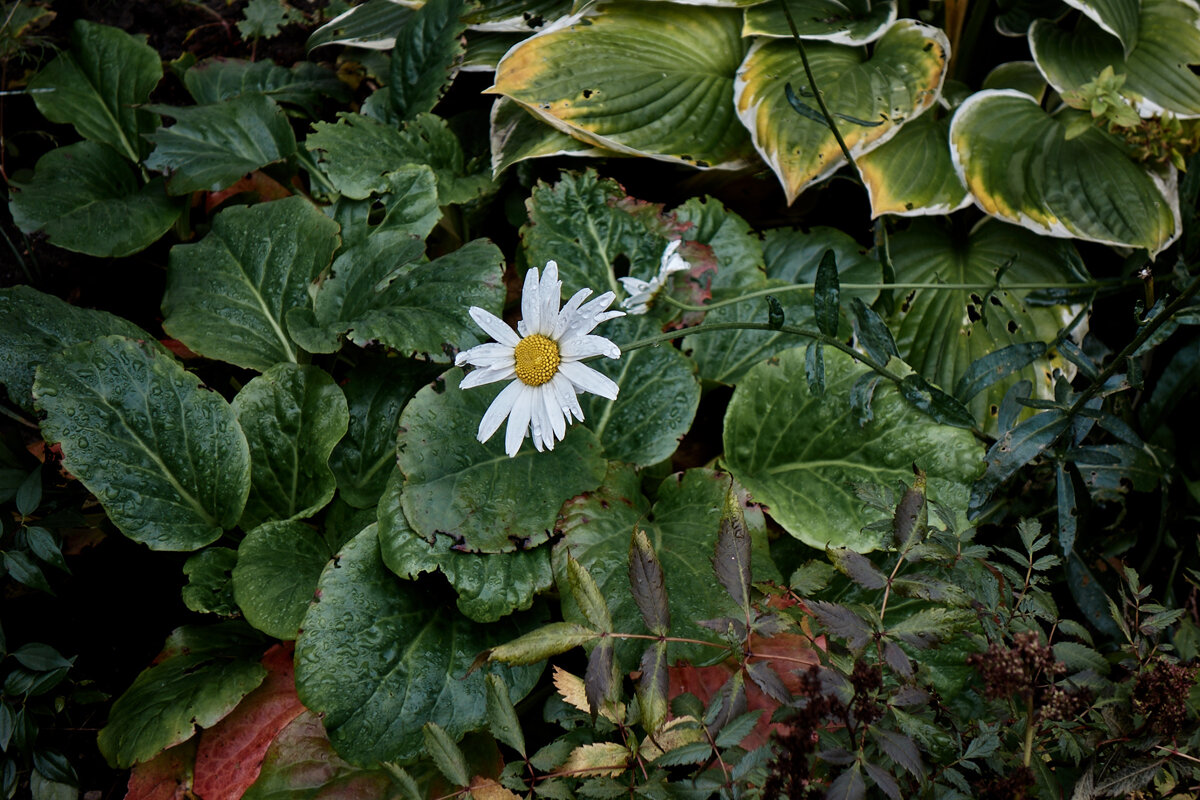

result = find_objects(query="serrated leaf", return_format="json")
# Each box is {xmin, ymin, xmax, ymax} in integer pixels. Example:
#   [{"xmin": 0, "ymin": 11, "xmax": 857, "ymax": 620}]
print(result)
[
  {"xmin": 492, "ymin": 2, "xmax": 752, "ymax": 168},
  {"xmin": 233, "ymin": 364, "xmax": 348, "ymax": 528},
  {"xmin": 807, "ymin": 601, "xmax": 872, "ymax": 650},
  {"xmin": 487, "ymin": 624, "xmax": 600, "ymax": 665},
  {"xmin": 568, "ymin": 556, "xmax": 613, "ymax": 634},
  {"xmin": 389, "ymin": 0, "xmax": 466, "ymax": 121},
  {"xmin": 714, "ymin": 710, "xmax": 762, "ymax": 748},
  {"xmin": 34, "ymin": 336, "xmax": 250, "ymax": 551},
  {"xmin": 628, "ymin": 528, "xmax": 670, "ymax": 636},
  {"xmin": 397, "ymin": 370, "xmax": 606, "ymax": 553},
  {"xmin": 863, "ymin": 761, "xmax": 902, "ymax": 800},
  {"xmin": 97, "ymin": 622, "xmax": 268, "ymax": 769},
  {"xmin": 887, "ymin": 608, "xmax": 974, "ymax": 647},
  {"xmin": 29, "ymin": 20, "xmax": 161, "ymax": 162},
  {"xmin": 562, "ymin": 743, "xmax": 629, "ymax": 778},
  {"xmin": 584, "ymin": 639, "xmax": 618, "ymax": 716},
  {"xmin": 637, "ymin": 642, "xmax": 669, "ymax": 734},
  {"xmin": 485, "ymin": 675, "xmax": 525, "ymax": 757},
  {"xmin": 827, "ymin": 548, "xmax": 887, "ymax": 590},
  {"xmin": 162, "ymin": 196, "xmax": 340, "ymax": 371},
  {"xmin": 295, "ymin": 525, "xmax": 543, "ymax": 765},
  {"xmin": 734, "ymin": 20, "xmax": 948, "ymax": 202},
  {"xmin": 713, "ymin": 483, "xmax": 752, "ymax": 612},
  {"xmin": 144, "ymin": 94, "xmax": 297, "ymax": 195},
  {"xmin": 723, "ymin": 347, "xmax": 984, "ymax": 551},
  {"xmin": 871, "ymin": 727, "xmax": 922, "ymax": 776},
  {"xmin": 827, "ymin": 764, "xmax": 866, "ymax": 800},
  {"xmin": 423, "ymin": 722, "xmax": 470, "ymax": 787},
  {"xmin": 1053, "ymin": 641, "xmax": 1109, "ymax": 675},
  {"xmin": 8, "ymin": 141, "xmax": 182, "ymax": 258}
]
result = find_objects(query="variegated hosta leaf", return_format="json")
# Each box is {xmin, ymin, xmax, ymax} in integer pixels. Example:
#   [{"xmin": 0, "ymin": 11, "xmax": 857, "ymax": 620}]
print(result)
[
  {"xmin": 981, "ymin": 61, "xmax": 1048, "ymax": 101},
  {"xmin": 1032, "ymin": 0, "xmax": 1200, "ymax": 118},
  {"xmin": 1061, "ymin": 0, "xmax": 1141, "ymax": 54},
  {"xmin": 490, "ymin": 1, "xmax": 753, "ymax": 169},
  {"xmin": 463, "ymin": 32, "xmax": 524, "ymax": 71},
  {"xmin": 733, "ymin": 19, "xmax": 949, "ymax": 203},
  {"xmin": 490, "ymin": 97, "xmax": 610, "ymax": 175},
  {"xmin": 462, "ymin": 0, "xmax": 573, "ymax": 31},
  {"xmin": 949, "ymin": 89, "xmax": 1179, "ymax": 255},
  {"xmin": 888, "ymin": 219, "xmax": 1085, "ymax": 432},
  {"xmin": 742, "ymin": 0, "xmax": 897, "ymax": 45},
  {"xmin": 857, "ymin": 112, "xmax": 970, "ymax": 217},
  {"xmin": 307, "ymin": 0, "xmax": 415, "ymax": 51}
]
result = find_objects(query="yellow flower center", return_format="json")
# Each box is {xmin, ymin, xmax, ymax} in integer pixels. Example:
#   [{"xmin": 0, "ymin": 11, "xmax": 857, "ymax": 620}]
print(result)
[{"xmin": 513, "ymin": 334, "xmax": 560, "ymax": 386}]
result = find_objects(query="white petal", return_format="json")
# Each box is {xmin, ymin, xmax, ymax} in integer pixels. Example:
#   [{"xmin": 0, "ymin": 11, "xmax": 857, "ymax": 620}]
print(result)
[
  {"xmin": 521, "ymin": 266, "xmax": 542, "ymax": 337},
  {"xmin": 553, "ymin": 287, "xmax": 594, "ymax": 340},
  {"xmin": 461, "ymin": 364, "xmax": 516, "ymax": 389},
  {"xmin": 660, "ymin": 239, "xmax": 682, "ymax": 265},
  {"xmin": 505, "ymin": 387, "xmax": 534, "ymax": 457},
  {"xmin": 477, "ymin": 379, "xmax": 524, "ymax": 444},
  {"xmin": 559, "ymin": 334, "xmax": 621, "ymax": 360},
  {"xmin": 456, "ymin": 342, "xmax": 515, "ymax": 368},
  {"xmin": 559, "ymin": 360, "xmax": 620, "ymax": 401},
  {"xmin": 550, "ymin": 373, "xmax": 584, "ymax": 423},
  {"xmin": 542, "ymin": 384, "xmax": 567, "ymax": 443},
  {"xmin": 618, "ymin": 276, "xmax": 653, "ymax": 295},
  {"xmin": 469, "ymin": 307, "xmax": 520, "ymax": 348},
  {"xmin": 538, "ymin": 261, "xmax": 561, "ymax": 336}
]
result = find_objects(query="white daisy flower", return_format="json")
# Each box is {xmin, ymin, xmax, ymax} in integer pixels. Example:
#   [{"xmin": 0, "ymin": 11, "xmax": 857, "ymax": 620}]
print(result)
[
  {"xmin": 455, "ymin": 260, "xmax": 625, "ymax": 457},
  {"xmin": 618, "ymin": 239, "xmax": 692, "ymax": 315}
]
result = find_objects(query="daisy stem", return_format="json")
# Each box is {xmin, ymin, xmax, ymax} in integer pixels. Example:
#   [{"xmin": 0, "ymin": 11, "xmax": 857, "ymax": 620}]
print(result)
[
  {"xmin": 619, "ymin": 321, "xmax": 906, "ymax": 383},
  {"xmin": 660, "ymin": 277, "xmax": 1138, "ymax": 314}
]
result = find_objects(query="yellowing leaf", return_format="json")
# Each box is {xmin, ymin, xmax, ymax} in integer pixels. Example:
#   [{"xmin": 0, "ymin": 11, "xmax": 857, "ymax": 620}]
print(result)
[
  {"xmin": 470, "ymin": 777, "xmax": 523, "ymax": 800},
  {"xmin": 639, "ymin": 716, "xmax": 704, "ymax": 761},
  {"xmin": 552, "ymin": 666, "xmax": 623, "ymax": 723},
  {"xmin": 561, "ymin": 742, "xmax": 630, "ymax": 778}
]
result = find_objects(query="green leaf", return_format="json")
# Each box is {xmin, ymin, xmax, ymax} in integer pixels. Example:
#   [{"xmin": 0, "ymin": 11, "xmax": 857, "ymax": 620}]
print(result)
[
  {"xmin": 462, "ymin": 0, "xmax": 572, "ymax": 29},
  {"xmin": 8, "ymin": 141, "xmax": 183, "ymax": 258},
  {"xmin": 183, "ymin": 58, "xmax": 348, "ymax": 116},
  {"xmin": 491, "ymin": 1, "xmax": 752, "ymax": 168},
  {"xmin": 11, "ymin": 643, "xmax": 72, "ymax": 672},
  {"xmin": 1036, "ymin": 0, "xmax": 1200, "ymax": 113},
  {"xmin": 26, "ymin": 527, "xmax": 67, "ymax": 574},
  {"xmin": 743, "ymin": 0, "xmax": 897, "ymax": 44},
  {"xmin": 672, "ymin": 197, "xmax": 765, "ymax": 290},
  {"xmin": 981, "ymin": 60, "xmax": 1049, "ymax": 101},
  {"xmin": 294, "ymin": 524, "xmax": 543, "ymax": 765},
  {"xmin": 397, "ymin": 370, "xmax": 606, "ymax": 553},
  {"xmin": 423, "ymin": 723, "xmax": 470, "ymax": 787},
  {"xmin": 306, "ymin": 112, "xmax": 492, "ymax": 205},
  {"xmin": 485, "ymin": 674, "xmax": 525, "ymax": 757},
  {"xmin": 389, "ymin": 0, "xmax": 467, "ymax": 121},
  {"xmin": 241, "ymin": 710, "xmax": 397, "ymax": 800},
  {"xmin": 969, "ymin": 410, "xmax": 1069, "ymax": 513},
  {"xmin": 489, "ymin": 96, "xmax": 607, "ymax": 175},
  {"xmin": 485, "ymin": 622, "xmax": 600, "ymax": 665},
  {"xmin": 232, "ymin": 364, "xmax": 348, "ymax": 529},
  {"xmin": 576, "ymin": 316, "xmax": 700, "ymax": 467},
  {"xmin": 97, "ymin": 622, "xmax": 267, "ymax": 768},
  {"xmin": 377, "ymin": 469, "xmax": 554, "ymax": 622},
  {"xmin": 303, "ymin": 237, "xmax": 506, "ymax": 361},
  {"xmin": 850, "ymin": 297, "xmax": 898, "ymax": 364},
  {"xmin": 3, "ymin": 552, "xmax": 51, "ymax": 594},
  {"xmin": 734, "ymin": 20, "xmax": 949, "ymax": 202},
  {"xmin": 144, "ymin": 94, "xmax": 298, "ymax": 195},
  {"xmin": 556, "ymin": 467, "xmax": 779, "ymax": 668},
  {"xmin": 15, "ymin": 468, "xmax": 41, "ymax": 516},
  {"xmin": 29, "ymin": 20, "xmax": 161, "ymax": 162},
  {"xmin": 233, "ymin": 520, "xmax": 333, "ymax": 640},
  {"xmin": 948, "ymin": 90, "xmax": 1179, "ymax": 255},
  {"xmin": 34, "ymin": 336, "xmax": 250, "ymax": 551},
  {"xmin": 723, "ymin": 347, "xmax": 984, "ymax": 552},
  {"xmin": 813, "ymin": 249, "xmax": 840, "ymax": 337},
  {"xmin": 181, "ymin": 547, "xmax": 239, "ymax": 616},
  {"xmin": 628, "ymin": 528, "xmax": 670, "ymax": 637},
  {"xmin": 162, "ymin": 196, "xmax": 341, "ymax": 371},
  {"xmin": 307, "ymin": 0, "xmax": 416, "ymax": 51},
  {"xmin": 567, "ymin": 556, "xmax": 612, "ymax": 634},
  {"xmin": 857, "ymin": 112, "xmax": 970, "ymax": 217},
  {"xmin": 323, "ymin": 166, "xmax": 442, "ymax": 249},
  {"xmin": 329, "ymin": 354, "xmax": 439, "ymax": 509}
]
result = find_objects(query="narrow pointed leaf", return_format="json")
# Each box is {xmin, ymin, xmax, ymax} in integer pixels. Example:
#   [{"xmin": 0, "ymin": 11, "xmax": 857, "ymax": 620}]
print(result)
[
  {"xmin": 485, "ymin": 675, "xmax": 525, "ymax": 757},
  {"xmin": 568, "ymin": 556, "xmax": 613, "ymax": 634},
  {"xmin": 813, "ymin": 249, "xmax": 840, "ymax": 337},
  {"xmin": 628, "ymin": 528, "xmax": 670, "ymax": 636},
  {"xmin": 423, "ymin": 723, "xmax": 470, "ymax": 788},
  {"xmin": 584, "ymin": 639, "xmax": 617, "ymax": 716},
  {"xmin": 637, "ymin": 642, "xmax": 669, "ymax": 734},
  {"xmin": 487, "ymin": 623, "xmax": 601, "ymax": 665},
  {"xmin": 969, "ymin": 409, "xmax": 1069, "ymax": 513},
  {"xmin": 850, "ymin": 298, "xmax": 899, "ymax": 365},
  {"xmin": 712, "ymin": 484, "xmax": 752, "ymax": 612}
]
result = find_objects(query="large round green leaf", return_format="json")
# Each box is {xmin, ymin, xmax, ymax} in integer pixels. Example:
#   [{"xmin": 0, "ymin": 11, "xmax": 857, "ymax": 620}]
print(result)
[
  {"xmin": 377, "ymin": 470, "xmax": 554, "ymax": 623},
  {"xmin": 294, "ymin": 524, "xmax": 543, "ymax": 765},
  {"xmin": 29, "ymin": 20, "xmax": 161, "ymax": 162},
  {"xmin": 8, "ymin": 141, "xmax": 183, "ymax": 258},
  {"xmin": 734, "ymin": 19, "xmax": 949, "ymax": 203},
  {"xmin": 743, "ymin": 0, "xmax": 897, "ymax": 45},
  {"xmin": 577, "ymin": 316, "xmax": 700, "ymax": 467},
  {"xmin": 163, "ymin": 196, "xmax": 341, "ymax": 371},
  {"xmin": 98, "ymin": 623, "xmax": 268, "ymax": 769},
  {"xmin": 329, "ymin": 354, "xmax": 440, "ymax": 509},
  {"xmin": 491, "ymin": 1, "xmax": 753, "ymax": 168},
  {"xmin": 232, "ymin": 364, "xmax": 348, "ymax": 529},
  {"xmin": 857, "ymin": 112, "xmax": 971, "ymax": 217},
  {"xmin": 397, "ymin": 370, "xmax": 606, "ymax": 553},
  {"xmin": 1032, "ymin": 0, "xmax": 1200, "ymax": 118},
  {"xmin": 34, "ymin": 336, "xmax": 250, "ymax": 551},
  {"xmin": 723, "ymin": 347, "xmax": 984, "ymax": 552},
  {"xmin": 888, "ymin": 219, "xmax": 1084, "ymax": 431},
  {"xmin": 556, "ymin": 466, "xmax": 779, "ymax": 669},
  {"xmin": 949, "ymin": 89, "xmax": 1179, "ymax": 254},
  {"xmin": 233, "ymin": 520, "xmax": 333, "ymax": 640},
  {"xmin": 0, "ymin": 286, "xmax": 166, "ymax": 411}
]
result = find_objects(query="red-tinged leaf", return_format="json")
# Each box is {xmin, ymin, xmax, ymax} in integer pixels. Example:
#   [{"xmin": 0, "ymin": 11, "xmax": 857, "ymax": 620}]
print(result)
[
  {"xmin": 892, "ymin": 470, "xmax": 926, "ymax": 546},
  {"xmin": 863, "ymin": 761, "xmax": 902, "ymax": 800},
  {"xmin": 584, "ymin": 639, "xmax": 617, "ymax": 717},
  {"xmin": 826, "ymin": 548, "xmax": 887, "ymax": 590},
  {"xmin": 125, "ymin": 741, "xmax": 196, "ymax": 800},
  {"xmin": 193, "ymin": 643, "xmax": 306, "ymax": 800},
  {"xmin": 746, "ymin": 660, "xmax": 790, "ymax": 705},
  {"xmin": 628, "ymin": 528, "xmax": 670, "ymax": 636},
  {"xmin": 871, "ymin": 728, "xmax": 922, "ymax": 777},
  {"xmin": 712, "ymin": 484, "xmax": 752, "ymax": 612},
  {"xmin": 807, "ymin": 600, "xmax": 873, "ymax": 650},
  {"xmin": 704, "ymin": 672, "xmax": 747, "ymax": 739},
  {"xmin": 638, "ymin": 642, "xmax": 669, "ymax": 734},
  {"xmin": 882, "ymin": 641, "xmax": 913, "ymax": 679},
  {"xmin": 159, "ymin": 339, "xmax": 200, "ymax": 360},
  {"xmin": 204, "ymin": 170, "xmax": 294, "ymax": 213}
]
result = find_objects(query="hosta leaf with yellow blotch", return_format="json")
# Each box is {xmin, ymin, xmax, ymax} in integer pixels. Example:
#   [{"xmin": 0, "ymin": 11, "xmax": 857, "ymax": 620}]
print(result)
[
  {"xmin": 888, "ymin": 219, "xmax": 1086, "ymax": 433},
  {"xmin": 489, "ymin": 1, "xmax": 753, "ymax": 169},
  {"xmin": 1032, "ymin": 0, "xmax": 1200, "ymax": 118},
  {"xmin": 1061, "ymin": 0, "xmax": 1141, "ymax": 55},
  {"xmin": 949, "ymin": 89, "xmax": 1180, "ymax": 255},
  {"xmin": 857, "ymin": 112, "xmax": 970, "ymax": 217},
  {"xmin": 489, "ymin": 96, "xmax": 611, "ymax": 175},
  {"xmin": 733, "ymin": 19, "xmax": 949, "ymax": 203},
  {"xmin": 743, "ymin": 0, "xmax": 897, "ymax": 45}
]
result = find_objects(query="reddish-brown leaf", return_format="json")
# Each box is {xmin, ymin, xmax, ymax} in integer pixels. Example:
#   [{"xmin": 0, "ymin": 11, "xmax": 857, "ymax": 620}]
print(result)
[{"xmin": 125, "ymin": 741, "xmax": 196, "ymax": 800}]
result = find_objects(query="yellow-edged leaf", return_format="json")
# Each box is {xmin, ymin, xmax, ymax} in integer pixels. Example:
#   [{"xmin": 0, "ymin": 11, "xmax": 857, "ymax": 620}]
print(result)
[{"xmin": 561, "ymin": 742, "xmax": 630, "ymax": 778}]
